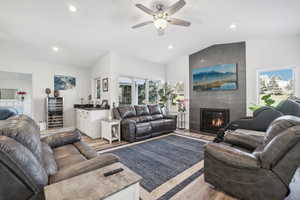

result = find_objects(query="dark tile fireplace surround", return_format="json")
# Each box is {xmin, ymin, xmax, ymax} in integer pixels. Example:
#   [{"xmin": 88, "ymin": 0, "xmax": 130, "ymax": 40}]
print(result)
[
  {"xmin": 189, "ymin": 42, "xmax": 246, "ymax": 133},
  {"xmin": 200, "ymin": 108, "xmax": 230, "ymax": 134}
]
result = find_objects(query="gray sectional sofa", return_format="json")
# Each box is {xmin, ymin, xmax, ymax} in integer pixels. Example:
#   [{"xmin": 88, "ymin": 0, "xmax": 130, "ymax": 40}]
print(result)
[
  {"xmin": 113, "ymin": 104, "xmax": 177, "ymax": 142},
  {"xmin": 0, "ymin": 115, "xmax": 119, "ymax": 200}
]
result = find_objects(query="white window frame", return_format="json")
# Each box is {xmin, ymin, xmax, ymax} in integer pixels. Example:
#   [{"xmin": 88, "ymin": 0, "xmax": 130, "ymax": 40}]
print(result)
[
  {"xmin": 94, "ymin": 77, "xmax": 101, "ymax": 100},
  {"xmin": 118, "ymin": 76, "xmax": 160, "ymax": 106},
  {"xmin": 256, "ymin": 66, "xmax": 297, "ymax": 104}
]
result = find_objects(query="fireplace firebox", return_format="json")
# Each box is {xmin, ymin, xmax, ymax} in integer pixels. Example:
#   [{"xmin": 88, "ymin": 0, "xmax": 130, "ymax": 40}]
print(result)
[{"xmin": 200, "ymin": 108, "xmax": 230, "ymax": 134}]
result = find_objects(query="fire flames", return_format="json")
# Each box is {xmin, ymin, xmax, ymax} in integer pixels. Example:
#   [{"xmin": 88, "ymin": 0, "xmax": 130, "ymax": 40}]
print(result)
[{"xmin": 212, "ymin": 118, "xmax": 224, "ymax": 127}]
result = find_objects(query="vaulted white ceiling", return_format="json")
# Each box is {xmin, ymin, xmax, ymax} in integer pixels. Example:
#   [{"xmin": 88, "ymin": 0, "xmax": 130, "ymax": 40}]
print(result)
[{"xmin": 0, "ymin": 0, "xmax": 299, "ymax": 67}]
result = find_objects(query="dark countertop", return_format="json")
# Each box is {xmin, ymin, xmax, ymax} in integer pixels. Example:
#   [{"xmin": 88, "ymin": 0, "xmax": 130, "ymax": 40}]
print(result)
[
  {"xmin": 76, "ymin": 107, "xmax": 108, "ymax": 111},
  {"xmin": 73, "ymin": 104, "xmax": 109, "ymax": 111}
]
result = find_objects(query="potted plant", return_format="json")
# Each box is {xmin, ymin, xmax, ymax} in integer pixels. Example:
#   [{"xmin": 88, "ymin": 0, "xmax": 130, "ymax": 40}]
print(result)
[
  {"xmin": 158, "ymin": 83, "xmax": 177, "ymax": 113},
  {"xmin": 249, "ymin": 94, "xmax": 275, "ymax": 111}
]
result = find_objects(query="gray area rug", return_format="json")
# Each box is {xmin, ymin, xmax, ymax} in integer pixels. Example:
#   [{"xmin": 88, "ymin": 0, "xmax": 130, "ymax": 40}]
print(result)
[{"xmin": 107, "ymin": 135, "xmax": 206, "ymax": 192}]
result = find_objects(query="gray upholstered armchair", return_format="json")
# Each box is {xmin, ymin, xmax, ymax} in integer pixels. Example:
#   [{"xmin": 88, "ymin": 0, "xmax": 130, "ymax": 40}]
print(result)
[{"xmin": 204, "ymin": 115, "xmax": 300, "ymax": 200}]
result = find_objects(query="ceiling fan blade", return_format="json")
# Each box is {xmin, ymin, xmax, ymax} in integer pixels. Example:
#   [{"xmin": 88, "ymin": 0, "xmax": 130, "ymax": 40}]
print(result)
[
  {"xmin": 165, "ymin": 0, "xmax": 186, "ymax": 16},
  {"xmin": 157, "ymin": 29, "xmax": 165, "ymax": 36},
  {"xmin": 136, "ymin": 4, "xmax": 156, "ymax": 16},
  {"xmin": 168, "ymin": 18, "xmax": 191, "ymax": 27},
  {"xmin": 132, "ymin": 21, "xmax": 153, "ymax": 29}
]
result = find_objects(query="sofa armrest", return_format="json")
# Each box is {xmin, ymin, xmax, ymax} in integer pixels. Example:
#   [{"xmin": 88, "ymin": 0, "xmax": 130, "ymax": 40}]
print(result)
[
  {"xmin": 224, "ymin": 130, "xmax": 264, "ymax": 150},
  {"xmin": 205, "ymin": 143, "xmax": 260, "ymax": 169},
  {"xmin": 121, "ymin": 119, "xmax": 136, "ymax": 142},
  {"xmin": 228, "ymin": 108, "xmax": 283, "ymax": 132},
  {"xmin": 49, "ymin": 153, "xmax": 119, "ymax": 184},
  {"xmin": 73, "ymin": 141, "xmax": 98, "ymax": 159},
  {"xmin": 41, "ymin": 130, "xmax": 81, "ymax": 148},
  {"xmin": 253, "ymin": 106, "xmax": 272, "ymax": 117}
]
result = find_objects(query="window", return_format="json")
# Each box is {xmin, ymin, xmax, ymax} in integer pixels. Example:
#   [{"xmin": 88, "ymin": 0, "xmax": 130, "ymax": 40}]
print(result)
[
  {"xmin": 119, "ymin": 77, "xmax": 133, "ymax": 106},
  {"xmin": 0, "ymin": 89, "xmax": 17, "ymax": 99},
  {"xmin": 258, "ymin": 68, "xmax": 295, "ymax": 106},
  {"xmin": 94, "ymin": 78, "xmax": 101, "ymax": 100},
  {"xmin": 149, "ymin": 81, "xmax": 159, "ymax": 104},
  {"xmin": 136, "ymin": 79, "xmax": 146, "ymax": 105},
  {"xmin": 118, "ymin": 77, "xmax": 160, "ymax": 106}
]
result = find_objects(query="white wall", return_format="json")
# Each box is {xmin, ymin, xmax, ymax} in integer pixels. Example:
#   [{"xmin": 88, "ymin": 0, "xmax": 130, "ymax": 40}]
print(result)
[
  {"xmin": 90, "ymin": 52, "xmax": 166, "ymax": 107},
  {"xmin": 165, "ymin": 56, "xmax": 190, "ymax": 129},
  {"xmin": 0, "ymin": 57, "xmax": 91, "ymax": 127},
  {"xmin": 90, "ymin": 53, "xmax": 113, "ymax": 103},
  {"xmin": 246, "ymin": 37, "xmax": 300, "ymax": 114}
]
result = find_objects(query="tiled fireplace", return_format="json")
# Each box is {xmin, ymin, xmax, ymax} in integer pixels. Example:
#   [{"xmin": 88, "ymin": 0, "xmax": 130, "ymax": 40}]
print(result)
[{"xmin": 200, "ymin": 108, "xmax": 230, "ymax": 134}]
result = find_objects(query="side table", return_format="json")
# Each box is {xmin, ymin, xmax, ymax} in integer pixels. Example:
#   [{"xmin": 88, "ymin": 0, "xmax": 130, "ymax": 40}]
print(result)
[
  {"xmin": 101, "ymin": 119, "xmax": 121, "ymax": 144},
  {"xmin": 177, "ymin": 112, "xmax": 186, "ymax": 130}
]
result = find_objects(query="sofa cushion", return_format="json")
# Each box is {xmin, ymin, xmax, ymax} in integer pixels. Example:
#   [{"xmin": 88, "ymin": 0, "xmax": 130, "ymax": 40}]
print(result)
[
  {"xmin": 49, "ymin": 153, "xmax": 119, "ymax": 184},
  {"xmin": 126, "ymin": 116, "xmax": 152, "ymax": 123},
  {"xmin": 148, "ymin": 104, "xmax": 162, "ymax": 115},
  {"xmin": 164, "ymin": 119, "xmax": 175, "ymax": 130},
  {"xmin": 152, "ymin": 114, "xmax": 164, "ymax": 120},
  {"xmin": 0, "ymin": 117, "xmax": 43, "ymax": 163},
  {"xmin": 55, "ymin": 153, "xmax": 86, "ymax": 169},
  {"xmin": 135, "ymin": 105, "xmax": 150, "ymax": 116},
  {"xmin": 138, "ymin": 115, "xmax": 153, "ymax": 123},
  {"xmin": 126, "ymin": 117, "xmax": 140, "ymax": 123},
  {"xmin": 224, "ymin": 129, "xmax": 264, "ymax": 151},
  {"xmin": 136, "ymin": 122, "xmax": 152, "ymax": 137},
  {"xmin": 53, "ymin": 144, "xmax": 81, "ymax": 160},
  {"xmin": 42, "ymin": 142, "xmax": 58, "ymax": 176},
  {"xmin": 150, "ymin": 120, "xmax": 164, "ymax": 132},
  {"xmin": 118, "ymin": 106, "xmax": 136, "ymax": 119},
  {"xmin": 0, "ymin": 136, "xmax": 48, "ymax": 189}
]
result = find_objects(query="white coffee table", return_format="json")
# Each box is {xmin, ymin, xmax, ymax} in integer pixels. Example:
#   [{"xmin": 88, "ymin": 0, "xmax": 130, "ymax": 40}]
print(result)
[{"xmin": 101, "ymin": 119, "xmax": 121, "ymax": 144}]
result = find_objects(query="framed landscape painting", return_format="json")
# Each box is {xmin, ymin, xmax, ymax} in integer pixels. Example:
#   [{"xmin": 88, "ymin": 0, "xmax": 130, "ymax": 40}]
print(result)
[
  {"xmin": 192, "ymin": 64, "xmax": 238, "ymax": 91},
  {"xmin": 54, "ymin": 75, "xmax": 76, "ymax": 90}
]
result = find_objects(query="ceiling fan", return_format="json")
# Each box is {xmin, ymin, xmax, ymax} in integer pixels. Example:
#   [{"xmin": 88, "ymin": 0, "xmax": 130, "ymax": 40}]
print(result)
[{"xmin": 132, "ymin": 0, "xmax": 191, "ymax": 36}]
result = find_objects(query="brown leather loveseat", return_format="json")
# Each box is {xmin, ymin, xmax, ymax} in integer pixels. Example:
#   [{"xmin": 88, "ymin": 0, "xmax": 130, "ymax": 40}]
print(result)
[{"xmin": 0, "ymin": 115, "xmax": 119, "ymax": 200}]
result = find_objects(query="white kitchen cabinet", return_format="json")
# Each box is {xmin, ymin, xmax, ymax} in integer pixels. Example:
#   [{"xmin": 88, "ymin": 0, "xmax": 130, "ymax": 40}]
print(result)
[{"xmin": 75, "ymin": 109, "xmax": 109, "ymax": 139}]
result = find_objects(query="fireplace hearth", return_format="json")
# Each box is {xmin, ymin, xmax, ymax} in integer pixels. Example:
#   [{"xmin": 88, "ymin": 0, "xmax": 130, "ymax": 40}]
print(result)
[{"xmin": 200, "ymin": 108, "xmax": 230, "ymax": 134}]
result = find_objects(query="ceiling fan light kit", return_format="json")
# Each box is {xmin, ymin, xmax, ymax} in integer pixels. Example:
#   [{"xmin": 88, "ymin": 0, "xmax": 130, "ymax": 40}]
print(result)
[
  {"xmin": 132, "ymin": 0, "xmax": 191, "ymax": 36},
  {"xmin": 154, "ymin": 18, "xmax": 168, "ymax": 29}
]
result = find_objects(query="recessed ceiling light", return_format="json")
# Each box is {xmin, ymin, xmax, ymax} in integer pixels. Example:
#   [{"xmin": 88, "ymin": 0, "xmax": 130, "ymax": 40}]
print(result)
[
  {"xmin": 68, "ymin": 4, "xmax": 77, "ymax": 12},
  {"xmin": 168, "ymin": 45, "xmax": 174, "ymax": 50},
  {"xmin": 229, "ymin": 23, "xmax": 237, "ymax": 30},
  {"xmin": 52, "ymin": 46, "xmax": 59, "ymax": 52}
]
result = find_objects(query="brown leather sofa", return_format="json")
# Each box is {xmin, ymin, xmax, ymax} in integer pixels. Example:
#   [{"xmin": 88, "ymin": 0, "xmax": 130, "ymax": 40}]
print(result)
[
  {"xmin": 0, "ymin": 115, "xmax": 119, "ymax": 200},
  {"xmin": 204, "ymin": 115, "xmax": 300, "ymax": 200},
  {"xmin": 113, "ymin": 104, "xmax": 177, "ymax": 142}
]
